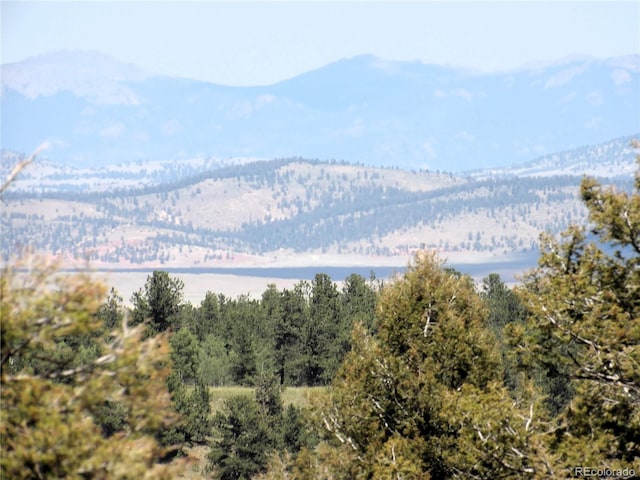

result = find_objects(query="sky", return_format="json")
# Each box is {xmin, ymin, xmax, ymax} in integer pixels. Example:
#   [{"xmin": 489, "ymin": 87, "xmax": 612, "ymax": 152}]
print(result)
[{"xmin": 2, "ymin": 1, "xmax": 639, "ymax": 86}]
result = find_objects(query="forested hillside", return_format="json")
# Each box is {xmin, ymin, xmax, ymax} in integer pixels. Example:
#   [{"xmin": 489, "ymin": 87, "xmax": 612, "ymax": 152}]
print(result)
[
  {"xmin": 2, "ymin": 135, "xmax": 636, "ymax": 266},
  {"xmin": 3, "ymin": 160, "xmax": 638, "ymax": 478}
]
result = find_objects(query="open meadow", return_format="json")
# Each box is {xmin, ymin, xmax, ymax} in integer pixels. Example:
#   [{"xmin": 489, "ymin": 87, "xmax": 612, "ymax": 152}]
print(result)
[{"xmin": 207, "ymin": 385, "xmax": 325, "ymax": 414}]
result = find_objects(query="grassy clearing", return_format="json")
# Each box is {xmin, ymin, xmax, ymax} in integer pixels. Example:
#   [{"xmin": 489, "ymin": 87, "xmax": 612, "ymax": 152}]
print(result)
[
  {"xmin": 207, "ymin": 385, "xmax": 325, "ymax": 413},
  {"xmin": 282, "ymin": 386, "xmax": 325, "ymax": 408}
]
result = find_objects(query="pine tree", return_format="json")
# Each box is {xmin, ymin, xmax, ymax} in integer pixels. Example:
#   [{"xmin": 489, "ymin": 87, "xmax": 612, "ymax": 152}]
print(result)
[
  {"xmin": 131, "ymin": 271, "xmax": 184, "ymax": 334},
  {"xmin": 480, "ymin": 273, "xmax": 528, "ymax": 391},
  {"xmin": 208, "ymin": 395, "xmax": 273, "ymax": 480},
  {"xmin": 276, "ymin": 285, "xmax": 309, "ymax": 386},
  {"xmin": 169, "ymin": 327, "xmax": 200, "ymax": 384}
]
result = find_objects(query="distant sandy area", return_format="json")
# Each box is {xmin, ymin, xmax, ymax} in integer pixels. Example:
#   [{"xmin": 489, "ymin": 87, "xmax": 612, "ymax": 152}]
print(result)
[
  {"xmin": 23, "ymin": 250, "xmax": 529, "ymax": 306},
  {"xmin": 95, "ymin": 271, "xmax": 309, "ymax": 306}
]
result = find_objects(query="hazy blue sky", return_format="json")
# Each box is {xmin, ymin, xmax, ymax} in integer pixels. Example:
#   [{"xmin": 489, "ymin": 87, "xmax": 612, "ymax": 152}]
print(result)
[{"xmin": 2, "ymin": 1, "xmax": 639, "ymax": 86}]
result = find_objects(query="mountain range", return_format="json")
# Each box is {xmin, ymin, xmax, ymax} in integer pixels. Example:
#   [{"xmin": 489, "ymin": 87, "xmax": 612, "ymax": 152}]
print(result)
[{"xmin": 2, "ymin": 50, "xmax": 639, "ymax": 171}]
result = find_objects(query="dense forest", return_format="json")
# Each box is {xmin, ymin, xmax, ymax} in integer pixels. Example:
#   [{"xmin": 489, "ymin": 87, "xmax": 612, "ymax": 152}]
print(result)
[{"xmin": 2, "ymin": 153, "xmax": 639, "ymax": 478}]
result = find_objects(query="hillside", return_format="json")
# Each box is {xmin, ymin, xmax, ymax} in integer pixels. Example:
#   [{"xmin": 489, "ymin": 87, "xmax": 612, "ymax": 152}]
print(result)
[{"xmin": 2, "ymin": 135, "xmax": 637, "ymax": 270}]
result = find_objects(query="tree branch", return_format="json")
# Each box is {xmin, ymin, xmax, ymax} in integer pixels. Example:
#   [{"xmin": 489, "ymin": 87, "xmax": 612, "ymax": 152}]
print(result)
[{"xmin": 0, "ymin": 143, "xmax": 49, "ymax": 196}]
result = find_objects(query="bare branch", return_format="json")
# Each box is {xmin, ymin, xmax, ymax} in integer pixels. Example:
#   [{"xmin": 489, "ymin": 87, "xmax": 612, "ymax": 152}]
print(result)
[{"xmin": 0, "ymin": 142, "xmax": 49, "ymax": 196}]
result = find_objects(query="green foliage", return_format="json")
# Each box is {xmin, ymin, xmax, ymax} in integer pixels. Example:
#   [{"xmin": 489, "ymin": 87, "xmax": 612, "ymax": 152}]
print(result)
[
  {"xmin": 230, "ymin": 322, "xmax": 259, "ymax": 385},
  {"xmin": 163, "ymin": 371, "xmax": 213, "ymax": 448},
  {"xmin": 513, "ymin": 159, "xmax": 640, "ymax": 471},
  {"xmin": 97, "ymin": 287, "xmax": 125, "ymax": 331},
  {"xmin": 209, "ymin": 374, "xmax": 316, "ymax": 479},
  {"xmin": 94, "ymin": 400, "xmax": 129, "ymax": 438},
  {"xmin": 282, "ymin": 253, "xmax": 552, "ymax": 479},
  {"xmin": 198, "ymin": 334, "xmax": 232, "ymax": 386},
  {"xmin": 275, "ymin": 284, "xmax": 309, "ymax": 386},
  {"xmin": 301, "ymin": 274, "xmax": 342, "ymax": 385},
  {"xmin": 306, "ymin": 255, "xmax": 465, "ymax": 475},
  {"xmin": 481, "ymin": 273, "xmax": 527, "ymax": 336},
  {"xmin": 480, "ymin": 273, "xmax": 528, "ymax": 392},
  {"xmin": 281, "ymin": 404, "xmax": 315, "ymax": 454},
  {"xmin": 184, "ymin": 274, "xmax": 378, "ymax": 388},
  {"xmin": 208, "ymin": 395, "xmax": 273, "ymax": 480},
  {"xmin": 341, "ymin": 272, "xmax": 378, "ymax": 332},
  {"xmin": 196, "ymin": 291, "xmax": 223, "ymax": 342},
  {"xmin": 183, "ymin": 380, "xmax": 214, "ymax": 443},
  {"xmin": 0, "ymin": 258, "xmax": 183, "ymax": 479},
  {"xmin": 131, "ymin": 271, "xmax": 184, "ymax": 334},
  {"xmin": 170, "ymin": 327, "xmax": 200, "ymax": 384},
  {"xmin": 255, "ymin": 373, "xmax": 284, "ymax": 423}
]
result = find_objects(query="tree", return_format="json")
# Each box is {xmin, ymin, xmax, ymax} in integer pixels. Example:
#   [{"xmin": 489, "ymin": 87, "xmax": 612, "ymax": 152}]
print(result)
[
  {"xmin": 301, "ymin": 274, "xmax": 343, "ymax": 385},
  {"xmin": 255, "ymin": 373, "xmax": 284, "ymax": 430},
  {"xmin": 275, "ymin": 284, "xmax": 309, "ymax": 385},
  {"xmin": 208, "ymin": 395, "xmax": 273, "ymax": 480},
  {"xmin": 341, "ymin": 273, "xmax": 378, "ymax": 333},
  {"xmin": 230, "ymin": 322, "xmax": 258, "ymax": 385},
  {"xmin": 169, "ymin": 327, "xmax": 200, "ymax": 384},
  {"xmin": 209, "ymin": 373, "xmax": 315, "ymax": 479},
  {"xmin": 162, "ymin": 375, "xmax": 213, "ymax": 447},
  {"xmin": 513, "ymin": 152, "xmax": 640, "ymax": 471},
  {"xmin": 131, "ymin": 271, "xmax": 184, "ymax": 334},
  {"xmin": 306, "ymin": 252, "xmax": 546, "ymax": 479},
  {"xmin": 97, "ymin": 287, "xmax": 125, "ymax": 332},
  {"xmin": 0, "ymin": 257, "xmax": 183, "ymax": 479},
  {"xmin": 480, "ymin": 273, "xmax": 528, "ymax": 391},
  {"xmin": 198, "ymin": 334, "xmax": 232, "ymax": 386},
  {"xmin": 196, "ymin": 291, "xmax": 223, "ymax": 342}
]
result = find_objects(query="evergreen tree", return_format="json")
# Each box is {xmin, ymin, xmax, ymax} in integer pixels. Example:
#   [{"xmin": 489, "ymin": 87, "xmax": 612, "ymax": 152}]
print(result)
[
  {"xmin": 97, "ymin": 287, "xmax": 125, "ymax": 332},
  {"xmin": 1, "ymin": 258, "xmax": 183, "ymax": 479},
  {"xmin": 276, "ymin": 285, "xmax": 309, "ymax": 385},
  {"xmin": 480, "ymin": 273, "xmax": 528, "ymax": 391},
  {"xmin": 131, "ymin": 271, "xmax": 184, "ymax": 334},
  {"xmin": 513, "ymin": 154, "xmax": 640, "ymax": 471},
  {"xmin": 181, "ymin": 379, "xmax": 213, "ymax": 444},
  {"xmin": 341, "ymin": 273, "xmax": 378, "ymax": 333},
  {"xmin": 196, "ymin": 291, "xmax": 223, "ymax": 342},
  {"xmin": 270, "ymin": 253, "xmax": 553, "ymax": 479},
  {"xmin": 210, "ymin": 373, "xmax": 315, "ymax": 479},
  {"xmin": 208, "ymin": 395, "xmax": 273, "ymax": 480},
  {"xmin": 198, "ymin": 334, "xmax": 232, "ymax": 386},
  {"xmin": 169, "ymin": 327, "xmax": 200, "ymax": 384},
  {"xmin": 303, "ymin": 274, "xmax": 342, "ymax": 385},
  {"xmin": 230, "ymin": 322, "xmax": 258, "ymax": 385},
  {"xmin": 163, "ymin": 373, "xmax": 213, "ymax": 448}
]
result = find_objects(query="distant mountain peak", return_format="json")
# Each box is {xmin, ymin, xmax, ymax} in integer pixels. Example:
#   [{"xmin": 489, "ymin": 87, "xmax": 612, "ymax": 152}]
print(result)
[
  {"xmin": 0, "ymin": 49, "xmax": 153, "ymax": 105},
  {"xmin": 1, "ymin": 51, "xmax": 638, "ymax": 169}
]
